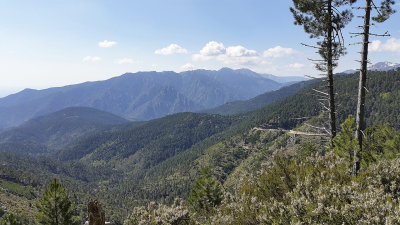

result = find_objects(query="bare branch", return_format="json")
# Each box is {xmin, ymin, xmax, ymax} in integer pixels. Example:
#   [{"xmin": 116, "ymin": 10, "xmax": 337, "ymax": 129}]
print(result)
[
  {"xmin": 369, "ymin": 31, "xmax": 390, "ymax": 37},
  {"xmin": 312, "ymin": 89, "xmax": 329, "ymax": 96},
  {"xmin": 361, "ymin": 129, "xmax": 366, "ymax": 137},
  {"xmin": 371, "ymin": 0, "xmax": 383, "ymax": 17},
  {"xmin": 291, "ymin": 117, "xmax": 313, "ymax": 120},
  {"xmin": 301, "ymin": 43, "xmax": 321, "ymax": 49},
  {"xmin": 307, "ymin": 58, "xmax": 326, "ymax": 62},
  {"xmin": 349, "ymin": 42, "xmax": 363, "ymax": 46},
  {"xmin": 304, "ymin": 75, "xmax": 324, "ymax": 79},
  {"xmin": 319, "ymin": 102, "xmax": 330, "ymax": 111}
]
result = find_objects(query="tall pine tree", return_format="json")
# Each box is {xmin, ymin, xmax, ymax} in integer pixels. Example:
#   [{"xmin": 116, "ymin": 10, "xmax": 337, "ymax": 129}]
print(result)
[
  {"xmin": 291, "ymin": 0, "xmax": 356, "ymax": 143},
  {"xmin": 35, "ymin": 178, "xmax": 80, "ymax": 225},
  {"xmin": 353, "ymin": 0, "xmax": 396, "ymax": 175}
]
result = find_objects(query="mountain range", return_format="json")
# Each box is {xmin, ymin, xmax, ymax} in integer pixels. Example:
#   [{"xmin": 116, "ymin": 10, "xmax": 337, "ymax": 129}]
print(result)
[
  {"xmin": 341, "ymin": 61, "xmax": 400, "ymax": 74},
  {"xmin": 0, "ymin": 68, "xmax": 305, "ymax": 129}
]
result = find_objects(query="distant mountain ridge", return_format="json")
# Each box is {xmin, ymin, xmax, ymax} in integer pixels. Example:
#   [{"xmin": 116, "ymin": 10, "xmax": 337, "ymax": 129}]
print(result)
[
  {"xmin": 222, "ymin": 68, "xmax": 307, "ymax": 83},
  {"xmin": 0, "ymin": 68, "xmax": 294, "ymax": 128},
  {"xmin": 341, "ymin": 61, "xmax": 400, "ymax": 74},
  {"xmin": 369, "ymin": 61, "xmax": 400, "ymax": 71}
]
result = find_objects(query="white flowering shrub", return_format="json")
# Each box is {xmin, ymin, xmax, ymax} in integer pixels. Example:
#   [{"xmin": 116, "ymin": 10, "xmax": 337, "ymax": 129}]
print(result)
[
  {"xmin": 123, "ymin": 199, "xmax": 190, "ymax": 225},
  {"xmin": 208, "ymin": 153, "xmax": 400, "ymax": 224}
]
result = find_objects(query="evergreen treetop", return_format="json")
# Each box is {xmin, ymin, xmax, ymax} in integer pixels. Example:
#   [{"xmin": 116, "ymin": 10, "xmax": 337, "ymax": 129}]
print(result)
[{"xmin": 35, "ymin": 178, "xmax": 80, "ymax": 225}]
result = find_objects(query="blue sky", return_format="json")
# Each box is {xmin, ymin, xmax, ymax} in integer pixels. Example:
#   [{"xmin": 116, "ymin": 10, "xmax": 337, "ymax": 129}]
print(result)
[{"xmin": 1, "ymin": 0, "xmax": 400, "ymax": 97}]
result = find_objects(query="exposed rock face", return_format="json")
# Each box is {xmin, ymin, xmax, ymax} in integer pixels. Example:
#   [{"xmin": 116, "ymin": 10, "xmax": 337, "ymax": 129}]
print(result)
[{"xmin": 88, "ymin": 200, "xmax": 105, "ymax": 225}]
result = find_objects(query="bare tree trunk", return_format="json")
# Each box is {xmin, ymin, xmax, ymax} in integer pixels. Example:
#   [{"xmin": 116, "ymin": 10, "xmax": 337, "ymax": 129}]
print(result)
[
  {"xmin": 327, "ymin": 0, "xmax": 337, "ymax": 143},
  {"xmin": 88, "ymin": 200, "xmax": 105, "ymax": 225},
  {"xmin": 354, "ymin": 0, "xmax": 372, "ymax": 176}
]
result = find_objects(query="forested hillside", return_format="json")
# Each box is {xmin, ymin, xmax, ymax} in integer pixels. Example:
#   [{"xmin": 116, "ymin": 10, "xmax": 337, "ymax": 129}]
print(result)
[
  {"xmin": 201, "ymin": 79, "xmax": 315, "ymax": 115},
  {"xmin": 0, "ymin": 69, "xmax": 399, "ymax": 224},
  {"xmin": 0, "ymin": 107, "xmax": 130, "ymax": 155},
  {"xmin": 56, "ymin": 112, "xmax": 234, "ymax": 164}
]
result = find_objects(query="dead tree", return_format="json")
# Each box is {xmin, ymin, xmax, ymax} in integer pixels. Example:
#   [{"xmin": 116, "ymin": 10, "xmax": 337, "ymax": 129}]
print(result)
[{"xmin": 88, "ymin": 200, "xmax": 105, "ymax": 225}]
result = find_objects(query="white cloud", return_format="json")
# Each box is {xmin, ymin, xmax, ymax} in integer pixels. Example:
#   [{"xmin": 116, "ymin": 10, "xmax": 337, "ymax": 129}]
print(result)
[
  {"xmin": 115, "ymin": 58, "xmax": 135, "ymax": 64},
  {"xmin": 98, "ymin": 40, "xmax": 117, "ymax": 48},
  {"xmin": 199, "ymin": 41, "xmax": 226, "ymax": 56},
  {"xmin": 263, "ymin": 46, "xmax": 296, "ymax": 58},
  {"xmin": 181, "ymin": 63, "xmax": 195, "ymax": 71},
  {"xmin": 226, "ymin": 46, "xmax": 258, "ymax": 57},
  {"xmin": 369, "ymin": 40, "xmax": 382, "ymax": 52},
  {"xmin": 155, "ymin": 44, "xmax": 188, "ymax": 55},
  {"xmin": 370, "ymin": 38, "xmax": 400, "ymax": 53},
  {"xmin": 82, "ymin": 56, "xmax": 101, "ymax": 62},
  {"xmin": 193, "ymin": 41, "xmax": 266, "ymax": 65},
  {"xmin": 289, "ymin": 63, "xmax": 305, "ymax": 70}
]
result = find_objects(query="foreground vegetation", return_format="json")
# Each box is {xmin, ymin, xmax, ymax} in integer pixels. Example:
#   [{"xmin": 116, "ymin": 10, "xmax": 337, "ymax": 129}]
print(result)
[{"xmin": 124, "ymin": 118, "xmax": 400, "ymax": 224}]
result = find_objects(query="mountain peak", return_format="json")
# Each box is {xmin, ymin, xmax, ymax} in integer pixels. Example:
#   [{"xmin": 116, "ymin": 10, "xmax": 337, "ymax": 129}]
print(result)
[
  {"xmin": 216, "ymin": 68, "xmax": 269, "ymax": 79},
  {"xmin": 342, "ymin": 61, "xmax": 400, "ymax": 74},
  {"xmin": 369, "ymin": 61, "xmax": 400, "ymax": 71},
  {"xmin": 219, "ymin": 67, "xmax": 234, "ymax": 72}
]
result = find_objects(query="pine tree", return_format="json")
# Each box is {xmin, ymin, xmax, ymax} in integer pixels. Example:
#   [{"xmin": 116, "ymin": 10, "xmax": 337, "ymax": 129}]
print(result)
[
  {"xmin": 353, "ymin": 0, "xmax": 396, "ymax": 175},
  {"xmin": 188, "ymin": 168, "xmax": 223, "ymax": 214},
  {"xmin": 290, "ymin": 0, "xmax": 356, "ymax": 143},
  {"xmin": 35, "ymin": 178, "xmax": 80, "ymax": 225}
]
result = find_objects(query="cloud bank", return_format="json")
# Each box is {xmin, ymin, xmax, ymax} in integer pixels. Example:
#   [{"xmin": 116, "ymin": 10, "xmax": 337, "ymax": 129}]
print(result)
[
  {"xmin": 193, "ymin": 41, "xmax": 297, "ymax": 66},
  {"xmin": 370, "ymin": 38, "xmax": 400, "ymax": 53}
]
